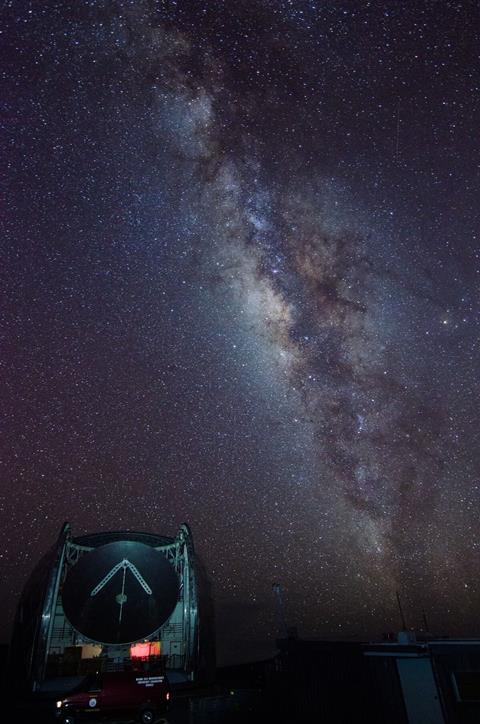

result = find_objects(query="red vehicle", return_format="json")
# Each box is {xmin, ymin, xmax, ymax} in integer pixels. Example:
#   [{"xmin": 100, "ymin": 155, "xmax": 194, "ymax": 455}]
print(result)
[{"xmin": 55, "ymin": 671, "xmax": 170, "ymax": 724}]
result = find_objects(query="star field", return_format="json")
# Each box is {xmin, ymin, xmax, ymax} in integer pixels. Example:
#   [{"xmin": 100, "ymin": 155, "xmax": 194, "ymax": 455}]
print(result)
[{"xmin": 3, "ymin": 0, "xmax": 480, "ymax": 664}]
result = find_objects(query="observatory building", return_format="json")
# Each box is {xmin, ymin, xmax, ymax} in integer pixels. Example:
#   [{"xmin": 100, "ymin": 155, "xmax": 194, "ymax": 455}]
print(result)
[{"xmin": 10, "ymin": 523, "xmax": 215, "ymax": 693}]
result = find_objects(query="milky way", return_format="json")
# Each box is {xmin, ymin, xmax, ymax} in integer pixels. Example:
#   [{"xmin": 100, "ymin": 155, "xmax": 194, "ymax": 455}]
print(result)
[{"xmin": 3, "ymin": 0, "xmax": 480, "ymax": 663}]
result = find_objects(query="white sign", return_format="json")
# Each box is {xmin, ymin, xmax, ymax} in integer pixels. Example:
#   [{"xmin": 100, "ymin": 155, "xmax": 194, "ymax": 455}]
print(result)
[{"xmin": 135, "ymin": 676, "xmax": 164, "ymax": 688}]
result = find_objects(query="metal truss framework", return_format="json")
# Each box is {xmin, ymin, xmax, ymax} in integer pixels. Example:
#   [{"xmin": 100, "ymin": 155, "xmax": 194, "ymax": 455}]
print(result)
[{"xmin": 36, "ymin": 523, "xmax": 200, "ymax": 688}]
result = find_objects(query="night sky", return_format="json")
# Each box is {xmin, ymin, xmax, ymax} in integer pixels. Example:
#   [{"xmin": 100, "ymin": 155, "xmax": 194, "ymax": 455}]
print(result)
[{"xmin": 3, "ymin": 0, "xmax": 480, "ymax": 664}]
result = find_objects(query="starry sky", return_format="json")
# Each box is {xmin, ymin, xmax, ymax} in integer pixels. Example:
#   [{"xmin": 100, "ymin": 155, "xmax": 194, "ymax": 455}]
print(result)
[{"xmin": 3, "ymin": 0, "xmax": 480, "ymax": 664}]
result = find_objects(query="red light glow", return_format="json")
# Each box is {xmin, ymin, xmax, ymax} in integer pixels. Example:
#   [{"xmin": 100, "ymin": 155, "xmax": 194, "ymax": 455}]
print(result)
[{"xmin": 130, "ymin": 641, "xmax": 161, "ymax": 659}]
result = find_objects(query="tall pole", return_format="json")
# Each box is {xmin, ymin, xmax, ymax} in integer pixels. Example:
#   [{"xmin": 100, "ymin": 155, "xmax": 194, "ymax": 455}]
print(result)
[
  {"xmin": 396, "ymin": 591, "xmax": 407, "ymax": 631},
  {"xmin": 422, "ymin": 608, "xmax": 430, "ymax": 633},
  {"xmin": 272, "ymin": 583, "xmax": 288, "ymax": 638}
]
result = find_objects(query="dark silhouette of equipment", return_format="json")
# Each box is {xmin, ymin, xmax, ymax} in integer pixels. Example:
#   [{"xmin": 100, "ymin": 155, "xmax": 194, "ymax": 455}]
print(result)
[{"xmin": 62, "ymin": 540, "xmax": 179, "ymax": 644}]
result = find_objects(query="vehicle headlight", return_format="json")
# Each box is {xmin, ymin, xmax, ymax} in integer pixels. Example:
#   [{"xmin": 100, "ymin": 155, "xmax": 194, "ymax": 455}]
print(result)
[{"xmin": 56, "ymin": 700, "xmax": 63, "ymax": 709}]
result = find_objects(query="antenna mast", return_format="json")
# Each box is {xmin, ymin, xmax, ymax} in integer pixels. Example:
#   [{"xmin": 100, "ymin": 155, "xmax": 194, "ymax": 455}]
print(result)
[
  {"xmin": 422, "ymin": 608, "xmax": 430, "ymax": 633},
  {"xmin": 396, "ymin": 591, "xmax": 407, "ymax": 630},
  {"xmin": 272, "ymin": 582, "xmax": 288, "ymax": 638}
]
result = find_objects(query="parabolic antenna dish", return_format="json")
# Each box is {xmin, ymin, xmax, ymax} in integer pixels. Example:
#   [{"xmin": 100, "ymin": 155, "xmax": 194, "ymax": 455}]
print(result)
[{"xmin": 62, "ymin": 540, "xmax": 178, "ymax": 644}]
